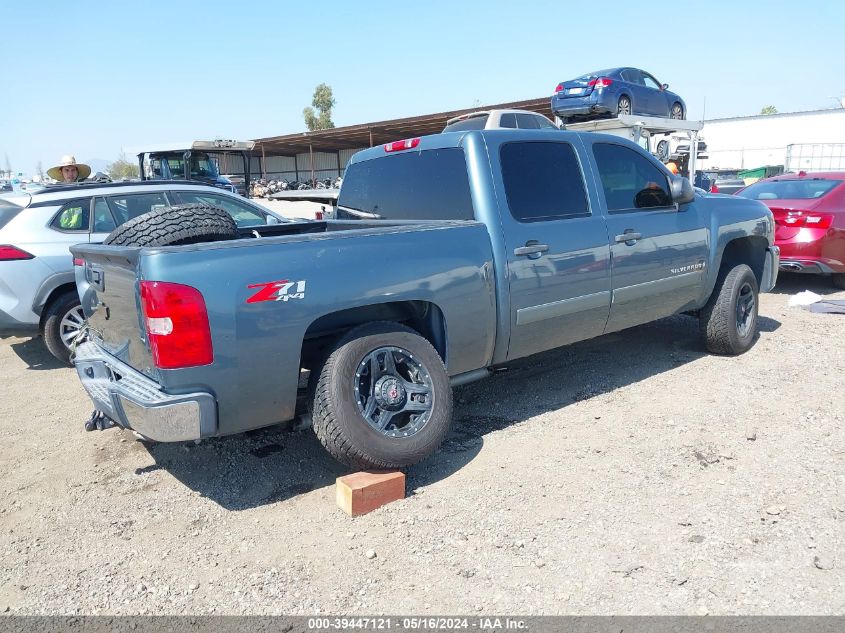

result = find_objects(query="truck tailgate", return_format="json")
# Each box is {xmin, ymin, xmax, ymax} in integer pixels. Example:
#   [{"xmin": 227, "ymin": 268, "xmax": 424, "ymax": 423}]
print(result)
[{"xmin": 70, "ymin": 244, "xmax": 156, "ymax": 374}]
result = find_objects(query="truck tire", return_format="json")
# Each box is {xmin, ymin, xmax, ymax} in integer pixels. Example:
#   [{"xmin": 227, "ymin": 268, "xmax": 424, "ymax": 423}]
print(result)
[
  {"xmin": 699, "ymin": 264, "xmax": 759, "ymax": 355},
  {"xmin": 309, "ymin": 321, "xmax": 453, "ymax": 470},
  {"xmin": 41, "ymin": 291, "xmax": 85, "ymax": 365},
  {"xmin": 103, "ymin": 204, "xmax": 237, "ymax": 247}
]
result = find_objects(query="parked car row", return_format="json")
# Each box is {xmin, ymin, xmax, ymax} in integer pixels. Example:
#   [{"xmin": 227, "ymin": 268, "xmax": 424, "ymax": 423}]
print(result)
[{"xmin": 0, "ymin": 181, "xmax": 287, "ymax": 362}]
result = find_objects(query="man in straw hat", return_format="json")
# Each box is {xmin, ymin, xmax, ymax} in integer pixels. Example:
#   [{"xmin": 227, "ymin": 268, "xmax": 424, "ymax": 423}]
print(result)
[{"xmin": 47, "ymin": 155, "xmax": 92, "ymax": 183}]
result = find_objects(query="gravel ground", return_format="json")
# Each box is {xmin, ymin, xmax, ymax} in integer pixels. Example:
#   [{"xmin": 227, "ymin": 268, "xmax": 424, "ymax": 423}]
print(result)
[{"xmin": 0, "ymin": 273, "xmax": 843, "ymax": 616}]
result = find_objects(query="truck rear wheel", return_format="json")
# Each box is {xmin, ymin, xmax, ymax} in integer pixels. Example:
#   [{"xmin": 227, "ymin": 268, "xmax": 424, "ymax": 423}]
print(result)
[
  {"xmin": 103, "ymin": 204, "xmax": 237, "ymax": 247},
  {"xmin": 699, "ymin": 264, "xmax": 759, "ymax": 355},
  {"xmin": 309, "ymin": 321, "xmax": 452, "ymax": 470}
]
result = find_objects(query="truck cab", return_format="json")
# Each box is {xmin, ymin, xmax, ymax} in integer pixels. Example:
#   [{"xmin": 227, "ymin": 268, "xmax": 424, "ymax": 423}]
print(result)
[{"xmin": 135, "ymin": 140, "xmax": 255, "ymax": 196}]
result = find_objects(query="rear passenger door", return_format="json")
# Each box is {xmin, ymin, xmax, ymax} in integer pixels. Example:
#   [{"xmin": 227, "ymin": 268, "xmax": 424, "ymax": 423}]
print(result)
[
  {"xmin": 587, "ymin": 141, "xmax": 708, "ymax": 333},
  {"xmin": 489, "ymin": 138, "xmax": 612, "ymax": 361}
]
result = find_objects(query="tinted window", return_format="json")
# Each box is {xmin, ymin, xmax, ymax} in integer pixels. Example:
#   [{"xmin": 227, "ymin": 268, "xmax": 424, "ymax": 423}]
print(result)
[
  {"xmin": 515, "ymin": 114, "xmax": 541, "ymax": 130},
  {"xmin": 736, "ymin": 178, "xmax": 841, "ymax": 200},
  {"xmin": 176, "ymin": 191, "xmax": 270, "ymax": 227},
  {"xmin": 92, "ymin": 198, "xmax": 116, "ymax": 233},
  {"xmin": 338, "ymin": 149, "xmax": 474, "ymax": 221},
  {"xmin": 499, "ymin": 113, "xmax": 517, "ymax": 128},
  {"xmin": 500, "ymin": 142, "xmax": 589, "ymax": 222},
  {"xmin": 106, "ymin": 193, "xmax": 169, "ymax": 225},
  {"xmin": 50, "ymin": 199, "xmax": 90, "ymax": 232},
  {"xmin": 593, "ymin": 143, "xmax": 672, "ymax": 211},
  {"xmin": 442, "ymin": 115, "xmax": 489, "ymax": 132}
]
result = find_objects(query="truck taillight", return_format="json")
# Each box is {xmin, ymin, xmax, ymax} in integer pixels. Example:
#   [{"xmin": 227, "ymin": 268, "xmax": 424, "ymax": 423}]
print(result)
[
  {"xmin": 588, "ymin": 77, "xmax": 613, "ymax": 89},
  {"xmin": 384, "ymin": 138, "xmax": 420, "ymax": 152},
  {"xmin": 710, "ymin": 184, "xmax": 720, "ymax": 193},
  {"xmin": 0, "ymin": 245, "xmax": 34, "ymax": 261},
  {"xmin": 140, "ymin": 281, "xmax": 213, "ymax": 369}
]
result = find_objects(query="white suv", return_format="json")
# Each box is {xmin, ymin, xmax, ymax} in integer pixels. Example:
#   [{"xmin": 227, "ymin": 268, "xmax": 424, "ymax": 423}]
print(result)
[
  {"xmin": 443, "ymin": 109, "xmax": 558, "ymax": 132},
  {"xmin": 0, "ymin": 181, "xmax": 286, "ymax": 363}
]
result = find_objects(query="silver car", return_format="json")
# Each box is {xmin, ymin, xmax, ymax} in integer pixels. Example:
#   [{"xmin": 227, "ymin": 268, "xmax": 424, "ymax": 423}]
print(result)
[{"xmin": 0, "ymin": 180, "xmax": 287, "ymax": 363}]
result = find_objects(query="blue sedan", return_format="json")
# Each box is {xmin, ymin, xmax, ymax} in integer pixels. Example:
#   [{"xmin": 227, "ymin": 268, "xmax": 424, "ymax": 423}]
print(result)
[{"xmin": 551, "ymin": 67, "xmax": 685, "ymax": 123}]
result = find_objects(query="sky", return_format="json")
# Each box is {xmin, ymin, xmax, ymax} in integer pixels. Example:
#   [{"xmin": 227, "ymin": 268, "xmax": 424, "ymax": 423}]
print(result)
[{"xmin": 2, "ymin": 0, "xmax": 844, "ymax": 177}]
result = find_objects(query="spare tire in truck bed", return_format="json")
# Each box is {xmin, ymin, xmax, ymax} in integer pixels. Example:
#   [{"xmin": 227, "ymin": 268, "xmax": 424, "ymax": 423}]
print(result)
[{"xmin": 103, "ymin": 203, "xmax": 238, "ymax": 247}]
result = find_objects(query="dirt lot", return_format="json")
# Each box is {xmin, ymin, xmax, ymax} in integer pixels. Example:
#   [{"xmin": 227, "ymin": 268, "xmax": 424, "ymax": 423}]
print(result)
[{"xmin": 0, "ymin": 274, "xmax": 843, "ymax": 616}]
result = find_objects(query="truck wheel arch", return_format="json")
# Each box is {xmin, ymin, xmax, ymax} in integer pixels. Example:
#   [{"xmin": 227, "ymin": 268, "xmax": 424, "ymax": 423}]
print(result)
[
  {"xmin": 301, "ymin": 300, "xmax": 448, "ymax": 371},
  {"xmin": 712, "ymin": 236, "xmax": 768, "ymax": 292}
]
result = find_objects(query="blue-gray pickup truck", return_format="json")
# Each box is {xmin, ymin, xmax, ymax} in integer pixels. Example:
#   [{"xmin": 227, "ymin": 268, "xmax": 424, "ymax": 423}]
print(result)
[{"xmin": 70, "ymin": 130, "xmax": 779, "ymax": 469}]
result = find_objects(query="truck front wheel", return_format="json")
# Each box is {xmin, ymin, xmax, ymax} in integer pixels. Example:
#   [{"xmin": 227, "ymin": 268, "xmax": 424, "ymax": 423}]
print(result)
[
  {"xmin": 309, "ymin": 321, "xmax": 453, "ymax": 470},
  {"xmin": 699, "ymin": 264, "xmax": 759, "ymax": 355}
]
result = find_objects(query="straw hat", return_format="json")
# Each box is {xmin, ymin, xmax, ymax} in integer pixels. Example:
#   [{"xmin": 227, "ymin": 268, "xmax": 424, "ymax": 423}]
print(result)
[{"xmin": 47, "ymin": 155, "xmax": 92, "ymax": 181}]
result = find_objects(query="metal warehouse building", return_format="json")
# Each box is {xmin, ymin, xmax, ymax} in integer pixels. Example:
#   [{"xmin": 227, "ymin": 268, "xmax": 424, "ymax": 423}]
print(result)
[
  {"xmin": 698, "ymin": 108, "xmax": 845, "ymax": 172},
  {"xmin": 242, "ymin": 97, "xmax": 553, "ymax": 183}
]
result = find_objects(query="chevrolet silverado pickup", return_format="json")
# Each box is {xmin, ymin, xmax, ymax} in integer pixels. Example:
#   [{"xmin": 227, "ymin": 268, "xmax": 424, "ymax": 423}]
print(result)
[{"xmin": 70, "ymin": 129, "xmax": 779, "ymax": 469}]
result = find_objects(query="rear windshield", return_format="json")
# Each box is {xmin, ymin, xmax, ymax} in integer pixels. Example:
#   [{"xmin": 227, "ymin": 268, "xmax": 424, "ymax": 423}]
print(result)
[
  {"xmin": 737, "ymin": 178, "xmax": 841, "ymax": 200},
  {"xmin": 442, "ymin": 115, "xmax": 489, "ymax": 133},
  {"xmin": 338, "ymin": 148, "xmax": 474, "ymax": 221},
  {"xmin": 0, "ymin": 197, "xmax": 23, "ymax": 231}
]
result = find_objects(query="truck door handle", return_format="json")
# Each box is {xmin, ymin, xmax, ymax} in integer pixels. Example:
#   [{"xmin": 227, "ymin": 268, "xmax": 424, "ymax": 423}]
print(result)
[
  {"xmin": 514, "ymin": 242, "xmax": 549, "ymax": 257},
  {"xmin": 615, "ymin": 231, "xmax": 642, "ymax": 244}
]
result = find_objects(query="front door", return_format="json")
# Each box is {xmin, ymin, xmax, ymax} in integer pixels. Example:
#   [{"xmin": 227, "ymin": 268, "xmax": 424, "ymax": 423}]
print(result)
[
  {"xmin": 588, "ymin": 141, "xmax": 708, "ymax": 333},
  {"xmin": 489, "ymin": 138, "xmax": 612, "ymax": 361}
]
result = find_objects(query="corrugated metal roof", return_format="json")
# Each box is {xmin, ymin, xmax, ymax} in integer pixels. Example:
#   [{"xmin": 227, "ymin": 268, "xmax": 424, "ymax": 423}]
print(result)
[{"xmin": 253, "ymin": 97, "xmax": 554, "ymax": 156}]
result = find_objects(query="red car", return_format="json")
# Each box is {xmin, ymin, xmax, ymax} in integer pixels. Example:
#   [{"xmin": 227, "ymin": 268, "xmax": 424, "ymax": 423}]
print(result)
[{"xmin": 736, "ymin": 172, "xmax": 845, "ymax": 289}]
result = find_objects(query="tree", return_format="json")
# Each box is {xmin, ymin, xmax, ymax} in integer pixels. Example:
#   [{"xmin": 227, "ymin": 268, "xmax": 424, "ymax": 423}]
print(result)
[
  {"xmin": 4, "ymin": 153, "xmax": 11, "ymax": 179},
  {"xmin": 303, "ymin": 83, "xmax": 336, "ymax": 131},
  {"xmin": 760, "ymin": 105, "xmax": 778, "ymax": 115},
  {"xmin": 36, "ymin": 161, "xmax": 44, "ymax": 181},
  {"xmin": 106, "ymin": 153, "xmax": 140, "ymax": 180}
]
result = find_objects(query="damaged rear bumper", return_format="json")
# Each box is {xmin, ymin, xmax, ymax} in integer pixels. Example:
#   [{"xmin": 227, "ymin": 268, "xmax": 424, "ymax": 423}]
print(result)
[{"xmin": 73, "ymin": 341, "xmax": 217, "ymax": 442}]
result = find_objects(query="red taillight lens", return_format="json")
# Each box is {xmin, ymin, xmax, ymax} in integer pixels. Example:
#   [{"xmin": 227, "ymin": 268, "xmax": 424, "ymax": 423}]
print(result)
[
  {"xmin": 0, "ymin": 245, "xmax": 34, "ymax": 261},
  {"xmin": 555, "ymin": 83, "xmax": 564, "ymax": 93},
  {"xmin": 140, "ymin": 281, "xmax": 213, "ymax": 369},
  {"xmin": 587, "ymin": 77, "xmax": 613, "ymax": 89},
  {"xmin": 314, "ymin": 209, "xmax": 324, "ymax": 220},
  {"xmin": 384, "ymin": 138, "xmax": 420, "ymax": 153},
  {"xmin": 72, "ymin": 257, "xmax": 84, "ymax": 267},
  {"xmin": 710, "ymin": 184, "xmax": 720, "ymax": 193},
  {"xmin": 774, "ymin": 213, "xmax": 834, "ymax": 229}
]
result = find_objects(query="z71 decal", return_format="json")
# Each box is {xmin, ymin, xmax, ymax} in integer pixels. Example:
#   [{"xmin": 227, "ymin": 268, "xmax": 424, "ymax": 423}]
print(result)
[{"xmin": 247, "ymin": 279, "xmax": 307, "ymax": 303}]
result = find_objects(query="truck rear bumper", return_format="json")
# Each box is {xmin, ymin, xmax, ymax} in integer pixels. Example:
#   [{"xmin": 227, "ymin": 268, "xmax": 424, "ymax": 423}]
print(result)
[{"xmin": 73, "ymin": 341, "xmax": 217, "ymax": 442}]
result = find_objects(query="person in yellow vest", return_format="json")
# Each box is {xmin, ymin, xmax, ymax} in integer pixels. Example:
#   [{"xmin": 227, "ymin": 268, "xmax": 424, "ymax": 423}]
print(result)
[
  {"xmin": 665, "ymin": 160, "xmax": 679, "ymax": 175},
  {"xmin": 47, "ymin": 155, "xmax": 91, "ymax": 184}
]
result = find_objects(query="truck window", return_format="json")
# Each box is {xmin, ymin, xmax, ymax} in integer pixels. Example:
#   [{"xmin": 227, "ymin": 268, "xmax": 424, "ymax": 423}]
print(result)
[
  {"xmin": 515, "ymin": 114, "xmax": 541, "ymax": 129},
  {"xmin": 592, "ymin": 143, "xmax": 671, "ymax": 212},
  {"xmin": 500, "ymin": 141, "xmax": 589, "ymax": 222},
  {"xmin": 338, "ymin": 149, "xmax": 474, "ymax": 220}
]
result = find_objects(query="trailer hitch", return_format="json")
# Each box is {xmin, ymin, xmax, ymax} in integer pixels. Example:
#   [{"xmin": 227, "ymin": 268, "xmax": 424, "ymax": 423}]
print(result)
[{"xmin": 84, "ymin": 409, "xmax": 116, "ymax": 432}]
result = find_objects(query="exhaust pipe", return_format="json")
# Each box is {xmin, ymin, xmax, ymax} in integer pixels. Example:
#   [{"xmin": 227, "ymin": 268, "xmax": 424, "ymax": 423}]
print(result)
[{"xmin": 779, "ymin": 262, "xmax": 804, "ymax": 272}]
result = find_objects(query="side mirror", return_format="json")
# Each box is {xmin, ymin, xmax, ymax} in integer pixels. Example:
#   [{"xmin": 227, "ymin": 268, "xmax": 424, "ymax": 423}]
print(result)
[
  {"xmin": 670, "ymin": 176, "xmax": 695, "ymax": 205},
  {"xmin": 662, "ymin": 83, "xmax": 669, "ymax": 90}
]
